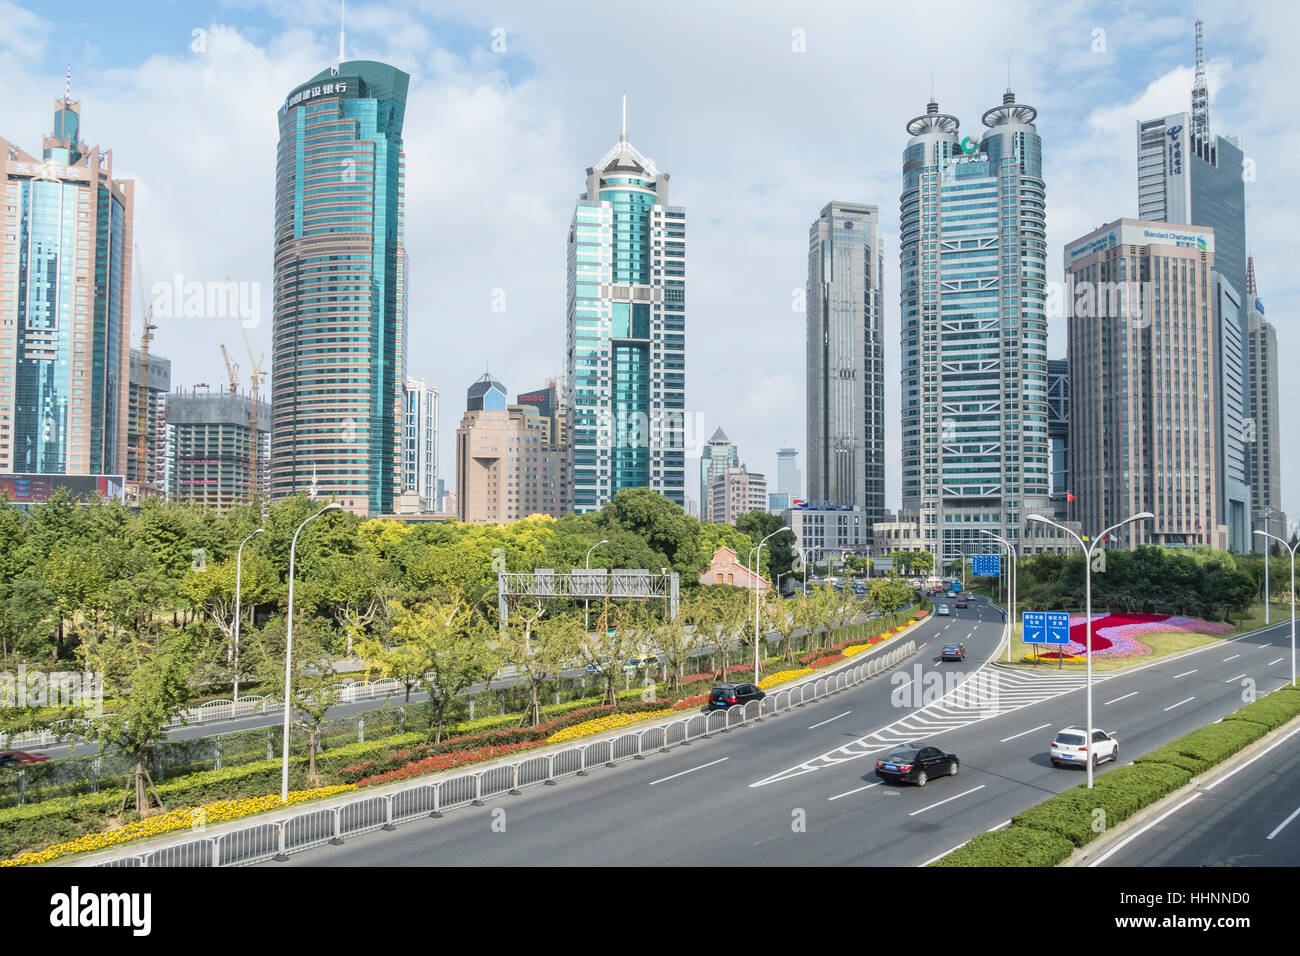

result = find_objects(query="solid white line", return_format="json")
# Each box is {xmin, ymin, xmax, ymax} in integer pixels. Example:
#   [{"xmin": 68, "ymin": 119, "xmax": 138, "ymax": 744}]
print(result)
[
  {"xmin": 1173, "ymin": 669, "xmax": 1197, "ymax": 678},
  {"xmin": 1260, "ymin": 643, "xmax": 1271, "ymax": 648},
  {"xmin": 1268, "ymin": 657, "xmax": 1285, "ymax": 666},
  {"xmin": 1164, "ymin": 696, "xmax": 1196, "ymax": 712},
  {"xmin": 1225, "ymin": 674, "xmax": 1247, "ymax": 684},
  {"xmin": 987, "ymin": 819, "xmax": 1012, "ymax": 831},
  {"xmin": 1266, "ymin": 804, "xmax": 1300, "ymax": 840},
  {"xmin": 1089, "ymin": 793, "xmax": 1203, "ymax": 866},
  {"xmin": 1223, "ymin": 654, "xmax": 1240, "ymax": 662},
  {"xmin": 828, "ymin": 782, "xmax": 880, "ymax": 801},
  {"xmin": 920, "ymin": 840, "xmax": 969, "ymax": 866},
  {"xmin": 909, "ymin": 784, "xmax": 986, "ymax": 816},
  {"xmin": 1103, "ymin": 691, "xmax": 1139, "ymax": 706},
  {"xmin": 809, "ymin": 711, "xmax": 851, "ymax": 730},
  {"xmin": 647, "ymin": 757, "xmax": 729, "ymax": 786},
  {"xmin": 1206, "ymin": 722, "xmax": 1300, "ymax": 792},
  {"xmin": 1000, "ymin": 723, "xmax": 1050, "ymax": 743}
]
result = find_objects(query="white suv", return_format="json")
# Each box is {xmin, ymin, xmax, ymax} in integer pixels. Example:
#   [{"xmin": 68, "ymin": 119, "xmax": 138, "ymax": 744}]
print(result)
[{"xmin": 1050, "ymin": 727, "xmax": 1118, "ymax": 769}]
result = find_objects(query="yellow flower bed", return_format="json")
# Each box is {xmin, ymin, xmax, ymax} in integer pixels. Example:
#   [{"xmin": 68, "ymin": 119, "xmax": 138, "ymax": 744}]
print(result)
[
  {"xmin": 1021, "ymin": 654, "xmax": 1086, "ymax": 663},
  {"xmin": 758, "ymin": 668, "xmax": 813, "ymax": 690},
  {"xmin": 546, "ymin": 708, "xmax": 674, "ymax": 744},
  {"xmin": 842, "ymin": 644, "xmax": 869, "ymax": 657},
  {"xmin": 1, "ymin": 784, "xmax": 356, "ymax": 867}
]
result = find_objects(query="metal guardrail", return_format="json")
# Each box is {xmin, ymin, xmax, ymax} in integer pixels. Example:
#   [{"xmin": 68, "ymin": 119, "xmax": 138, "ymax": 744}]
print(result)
[{"xmin": 88, "ymin": 638, "xmax": 918, "ymax": 867}]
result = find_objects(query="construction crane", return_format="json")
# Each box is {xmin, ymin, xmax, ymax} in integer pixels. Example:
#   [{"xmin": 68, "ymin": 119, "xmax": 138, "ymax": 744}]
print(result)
[
  {"xmin": 219, "ymin": 344, "xmax": 240, "ymax": 396},
  {"xmin": 238, "ymin": 297, "xmax": 267, "ymax": 500},
  {"xmin": 132, "ymin": 246, "xmax": 159, "ymax": 491}
]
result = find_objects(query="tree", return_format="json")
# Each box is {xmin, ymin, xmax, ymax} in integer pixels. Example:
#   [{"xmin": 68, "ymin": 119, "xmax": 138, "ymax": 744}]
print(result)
[
  {"xmin": 735, "ymin": 512, "xmax": 794, "ymax": 582},
  {"xmin": 762, "ymin": 591, "xmax": 804, "ymax": 664},
  {"xmin": 687, "ymin": 585, "xmax": 751, "ymax": 678},
  {"xmin": 870, "ymin": 578, "xmax": 909, "ymax": 626},
  {"xmin": 252, "ymin": 618, "xmax": 340, "ymax": 786},
  {"xmin": 649, "ymin": 607, "xmax": 701, "ymax": 693},
  {"xmin": 496, "ymin": 602, "xmax": 584, "ymax": 726}
]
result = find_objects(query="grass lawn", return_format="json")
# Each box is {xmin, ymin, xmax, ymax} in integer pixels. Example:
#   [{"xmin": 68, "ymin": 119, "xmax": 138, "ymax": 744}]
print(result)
[{"xmin": 1003, "ymin": 602, "xmax": 1273, "ymax": 672}]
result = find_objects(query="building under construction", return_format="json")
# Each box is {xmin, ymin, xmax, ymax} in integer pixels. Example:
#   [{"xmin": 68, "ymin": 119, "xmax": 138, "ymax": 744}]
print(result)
[
  {"xmin": 166, "ymin": 386, "xmax": 270, "ymax": 511},
  {"xmin": 125, "ymin": 348, "xmax": 171, "ymax": 503}
]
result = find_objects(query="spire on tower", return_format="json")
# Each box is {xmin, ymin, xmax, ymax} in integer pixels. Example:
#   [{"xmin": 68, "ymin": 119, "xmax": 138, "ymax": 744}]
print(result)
[
  {"xmin": 1191, "ymin": 16, "xmax": 1210, "ymax": 145},
  {"xmin": 65, "ymin": 63, "xmax": 71, "ymax": 102},
  {"xmin": 1246, "ymin": 256, "xmax": 1257, "ymax": 299},
  {"xmin": 332, "ymin": 0, "xmax": 345, "ymax": 75},
  {"xmin": 620, "ymin": 93, "xmax": 627, "ymax": 142}
]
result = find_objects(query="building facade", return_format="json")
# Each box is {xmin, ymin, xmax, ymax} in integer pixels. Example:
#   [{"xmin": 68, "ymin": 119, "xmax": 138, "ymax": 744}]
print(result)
[
  {"xmin": 782, "ymin": 504, "xmax": 869, "ymax": 565},
  {"xmin": 1245, "ymin": 259, "xmax": 1285, "ymax": 548},
  {"xmin": 806, "ymin": 202, "xmax": 884, "ymax": 538},
  {"xmin": 707, "ymin": 465, "xmax": 767, "ymax": 525},
  {"xmin": 1065, "ymin": 219, "xmax": 1225, "ymax": 549},
  {"xmin": 699, "ymin": 427, "xmax": 737, "ymax": 520},
  {"xmin": 776, "ymin": 446, "xmax": 800, "ymax": 500},
  {"xmin": 1047, "ymin": 358, "xmax": 1069, "ymax": 520},
  {"xmin": 271, "ymin": 61, "xmax": 408, "ymax": 516},
  {"xmin": 1, "ymin": 91, "xmax": 134, "ymax": 478},
  {"xmin": 565, "ymin": 114, "xmax": 686, "ymax": 512},
  {"xmin": 125, "ymin": 348, "xmax": 170, "ymax": 502},
  {"xmin": 899, "ymin": 92, "xmax": 1050, "ymax": 573},
  {"xmin": 167, "ymin": 386, "xmax": 271, "ymax": 511},
  {"xmin": 403, "ymin": 377, "xmax": 437, "ymax": 511}
]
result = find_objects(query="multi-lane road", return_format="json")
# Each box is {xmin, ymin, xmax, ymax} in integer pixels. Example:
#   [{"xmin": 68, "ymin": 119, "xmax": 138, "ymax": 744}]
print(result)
[{"xmin": 258, "ymin": 598, "xmax": 1294, "ymax": 866}]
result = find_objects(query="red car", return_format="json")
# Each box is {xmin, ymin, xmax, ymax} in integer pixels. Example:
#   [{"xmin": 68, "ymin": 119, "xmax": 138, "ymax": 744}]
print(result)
[{"xmin": 0, "ymin": 750, "xmax": 49, "ymax": 767}]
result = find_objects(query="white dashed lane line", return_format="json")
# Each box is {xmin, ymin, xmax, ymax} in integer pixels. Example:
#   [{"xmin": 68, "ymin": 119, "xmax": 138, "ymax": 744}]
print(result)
[
  {"xmin": 828, "ymin": 782, "xmax": 880, "ymax": 801},
  {"xmin": 647, "ymin": 757, "xmax": 729, "ymax": 786},
  {"xmin": 1103, "ymin": 691, "xmax": 1139, "ymax": 706},
  {"xmin": 1225, "ymin": 674, "xmax": 1247, "ymax": 683},
  {"xmin": 809, "ymin": 711, "xmax": 850, "ymax": 730},
  {"xmin": 908, "ymin": 784, "xmax": 986, "ymax": 817},
  {"xmin": 1000, "ymin": 723, "xmax": 1050, "ymax": 743},
  {"xmin": 1268, "ymin": 657, "xmax": 1285, "ymax": 666},
  {"xmin": 1164, "ymin": 696, "xmax": 1196, "ymax": 712},
  {"xmin": 1223, "ymin": 654, "xmax": 1240, "ymax": 663},
  {"xmin": 1173, "ymin": 669, "xmax": 1197, "ymax": 678}
]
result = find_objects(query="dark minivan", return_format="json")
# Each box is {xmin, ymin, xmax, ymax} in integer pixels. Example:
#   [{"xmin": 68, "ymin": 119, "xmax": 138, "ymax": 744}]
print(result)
[{"xmin": 707, "ymin": 682, "xmax": 765, "ymax": 710}]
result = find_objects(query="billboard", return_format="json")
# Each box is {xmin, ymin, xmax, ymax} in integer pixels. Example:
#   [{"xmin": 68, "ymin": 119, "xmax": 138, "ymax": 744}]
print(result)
[{"xmin": 0, "ymin": 473, "xmax": 126, "ymax": 505}]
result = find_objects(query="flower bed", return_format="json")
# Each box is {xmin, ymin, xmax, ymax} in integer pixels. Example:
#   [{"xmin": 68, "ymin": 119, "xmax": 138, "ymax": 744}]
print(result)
[
  {"xmin": 546, "ymin": 707, "xmax": 675, "ymax": 744},
  {"xmin": 354, "ymin": 742, "xmax": 546, "ymax": 788},
  {"xmin": 758, "ymin": 668, "xmax": 813, "ymax": 690},
  {"xmin": 1035, "ymin": 613, "xmax": 1235, "ymax": 660},
  {"xmin": 671, "ymin": 694, "xmax": 707, "ymax": 711},
  {"xmin": 0, "ymin": 784, "xmax": 356, "ymax": 867}
]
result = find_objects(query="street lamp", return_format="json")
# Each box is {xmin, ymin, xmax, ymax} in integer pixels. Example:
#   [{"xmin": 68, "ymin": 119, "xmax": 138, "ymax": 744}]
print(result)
[
  {"xmin": 233, "ymin": 527, "xmax": 265, "ymax": 704},
  {"xmin": 282, "ymin": 502, "xmax": 342, "ymax": 803},
  {"xmin": 584, "ymin": 539, "xmax": 609, "ymax": 632},
  {"xmin": 979, "ymin": 530, "xmax": 1016, "ymax": 663},
  {"xmin": 752, "ymin": 527, "xmax": 794, "ymax": 683},
  {"xmin": 1254, "ymin": 530, "xmax": 1297, "ymax": 689},
  {"xmin": 1028, "ymin": 511, "xmax": 1154, "ymax": 789},
  {"xmin": 1256, "ymin": 507, "xmax": 1276, "ymax": 625}
]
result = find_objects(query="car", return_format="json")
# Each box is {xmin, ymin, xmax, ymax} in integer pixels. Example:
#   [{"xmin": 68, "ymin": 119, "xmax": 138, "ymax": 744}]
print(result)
[
  {"xmin": 939, "ymin": 643, "xmax": 965, "ymax": 662},
  {"xmin": 1050, "ymin": 727, "xmax": 1119, "ymax": 769},
  {"xmin": 936, "ymin": 604, "xmax": 951, "ymax": 616},
  {"xmin": 0, "ymin": 750, "xmax": 49, "ymax": 768},
  {"xmin": 622, "ymin": 655, "xmax": 660, "ymax": 672},
  {"xmin": 875, "ymin": 743, "xmax": 959, "ymax": 787},
  {"xmin": 707, "ymin": 682, "xmax": 766, "ymax": 710},
  {"xmin": 584, "ymin": 657, "xmax": 613, "ymax": 674},
  {"xmin": 955, "ymin": 597, "xmax": 969, "ymax": 609}
]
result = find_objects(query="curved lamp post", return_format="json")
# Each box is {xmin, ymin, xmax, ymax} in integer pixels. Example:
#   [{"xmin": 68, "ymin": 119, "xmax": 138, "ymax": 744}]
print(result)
[
  {"xmin": 233, "ymin": 527, "xmax": 265, "ymax": 704},
  {"xmin": 584, "ymin": 539, "xmax": 609, "ymax": 633},
  {"xmin": 752, "ymin": 528, "xmax": 794, "ymax": 683},
  {"xmin": 1254, "ymin": 530, "xmax": 1297, "ymax": 689},
  {"xmin": 979, "ymin": 530, "xmax": 1016, "ymax": 664}
]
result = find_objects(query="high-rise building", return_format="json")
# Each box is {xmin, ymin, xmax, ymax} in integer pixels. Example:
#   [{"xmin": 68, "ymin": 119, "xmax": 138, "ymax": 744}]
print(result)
[
  {"xmin": 403, "ymin": 378, "xmax": 437, "ymax": 510},
  {"xmin": 271, "ymin": 61, "xmax": 409, "ymax": 516},
  {"xmin": 167, "ymin": 386, "xmax": 271, "ymax": 512},
  {"xmin": 565, "ymin": 105, "xmax": 686, "ymax": 512},
  {"xmin": 776, "ymin": 446, "xmax": 801, "ymax": 500},
  {"xmin": 806, "ymin": 202, "xmax": 884, "ymax": 538},
  {"xmin": 708, "ymin": 465, "xmax": 767, "ymax": 525},
  {"xmin": 456, "ymin": 374, "xmax": 571, "ymax": 523},
  {"xmin": 1213, "ymin": 274, "xmax": 1251, "ymax": 551},
  {"xmin": 1, "ymin": 87, "xmax": 134, "ymax": 477},
  {"xmin": 899, "ymin": 92, "xmax": 1050, "ymax": 572},
  {"xmin": 1047, "ymin": 358, "xmax": 1068, "ymax": 520},
  {"xmin": 1245, "ymin": 258, "xmax": 1285, "ymax": 548},
  {"xmin": 126, "ymin": 348, "xmax": 171, "ymax": 501},
  {"xmin": 1065, "ymin": 219, "xmax": 1225, "ymax": 548},
  {"xmin": 700, "ymin": 427, "xmax": 738, "ymax": 518}
]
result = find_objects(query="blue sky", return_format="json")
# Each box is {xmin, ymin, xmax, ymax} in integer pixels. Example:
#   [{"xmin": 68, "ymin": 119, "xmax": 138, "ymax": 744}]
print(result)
[{"xmin": 2, "ymin": 0, "xmax": 1297, "ymax": 528}]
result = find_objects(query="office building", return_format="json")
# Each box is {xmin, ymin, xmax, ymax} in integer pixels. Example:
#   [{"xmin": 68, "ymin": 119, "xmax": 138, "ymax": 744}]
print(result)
[
  {"xmin": 271, "ymin": 60, "xmax": 409, "ymax": 516},
  {"xmin": 1065, "ymin": 219, "xmax": 1225, "ymax": 548},
  {"xmin": 782, "ymin": 503, "xmax": 869, "ymax": 565},
  {"xmin": 125, "ymin": 348, "xmax": 171, "ymax": 502},
  {"xmin": 1, "ymin": 86, "xmax": 134, "ymax": 477},
  {"xmin": 403, "ymin": 378, "xmax": 437, "ymax": 511},
  {"xmin": 1047, "ymin": 358, "xmax": 1068, "ymax": 520},
  {"xmin": 776, "ymin": 446, "xmax": 801, "ymax": 500},
  {"xmin": 700, "ymin": 427, "xmax": 738, "ymax": 518},
  {"xmin": 806, "ymin": 202, "xmax": 884, "ymax": 537},
  {"xmin": 708, "ymin": 465, "xmax": 766, "ymax": 525},
  {"xmin": 1245, "ymin": 258, "xmax": 1285, "ymax": 547},
  {"xmin": 167, "ymin": 386, "xmax": 271, "ymax": 512},
  {"xmin": 899, "ymin": 91, "xmax": 1050, "ymax": 573},
  {"xmin": 456, "ymin": 374, "xmax": 570, "ymax": 523},
  {"xmin": 1213, "ymin": 273, "xmax": 1251, "ymax": 551},
  {"xmin": 566, "ymin": 105, "xmax": 686, "ymax": 512}
]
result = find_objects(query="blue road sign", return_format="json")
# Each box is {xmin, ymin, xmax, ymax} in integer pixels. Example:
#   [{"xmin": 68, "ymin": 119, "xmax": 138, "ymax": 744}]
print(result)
[
  {"xmin": 1045, "ymin": 612, "xmax": 1071, "ymax": 645},
  {"xmin": 1023, "ymin": 611, "xmax": 1070, "ymax": 644},
  {"xmin": 972, "ymin": 553, "xmax": 1001, "ymax": 577},
  {"xmin": 1022, "ymin": 611, "xmax": 1046, "ymax": 643}
]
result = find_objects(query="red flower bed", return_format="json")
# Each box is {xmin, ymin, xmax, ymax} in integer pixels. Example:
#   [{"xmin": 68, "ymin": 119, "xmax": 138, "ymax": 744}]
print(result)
[
  {"xmin": 671, "ymin": 694, "xmax": 707, "ymax": 711},
  {"xmin": 808, "ymin": 654, "xmax": 844, "ymax": 668},
  {"xmin": 1037, "ymin": 613, "xmax": 1175, "ymax": 659},
  {"xmin": 354, "ymin": 741, "xmax": 547, "ymax": 787}
]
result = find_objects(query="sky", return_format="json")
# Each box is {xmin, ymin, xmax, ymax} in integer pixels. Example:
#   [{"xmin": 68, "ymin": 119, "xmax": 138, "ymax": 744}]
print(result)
[{"xmin": 2, "ymin": 0, "xmax": 1298, "ymax": 527}]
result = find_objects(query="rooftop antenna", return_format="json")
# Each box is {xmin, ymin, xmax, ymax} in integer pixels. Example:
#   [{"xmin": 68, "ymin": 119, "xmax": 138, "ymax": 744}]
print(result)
[
  {"xmin": 65, "ymin": 63, "xmax": 71, "ymax": 102},
  {"xmin": 620, "ymin": 93, "xmax": 627, "ymax": 142},
  {"xmin": 332, "ymin": 0, "xmax": 345, "ymax": 75},
  {"xmin": 1191, "ymin": 14, "xmax": 1209, "ymax": 145}
]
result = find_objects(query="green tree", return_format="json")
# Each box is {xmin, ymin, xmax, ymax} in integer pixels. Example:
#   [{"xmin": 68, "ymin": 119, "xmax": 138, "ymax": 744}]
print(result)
[
  {"xmin": 497, "ymin": 602, "xmax": 584, "ymax": 726},
  {"xmin": 253, "ymin": 617, "xmax": 340, "ymax": 786}
]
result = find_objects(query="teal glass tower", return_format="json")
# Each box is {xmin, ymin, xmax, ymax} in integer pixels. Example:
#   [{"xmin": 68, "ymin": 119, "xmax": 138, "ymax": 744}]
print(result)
[
  {"xmin": 900, "ymin": 92, "xmax": 1050, "ymax": 570},
  {"xmin": 566, "ymin": 109, "xmax": 686, "ymax": 512},
  {"xmin": 271, "ymin": 60, "xmax": 408, "ymax": 516}
]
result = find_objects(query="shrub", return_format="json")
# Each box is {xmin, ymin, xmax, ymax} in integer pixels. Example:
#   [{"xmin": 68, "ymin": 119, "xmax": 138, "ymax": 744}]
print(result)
[
  {"xmin": 930, "ymin": 827, "xmax": 1075, "ymax": 867},
  {"xmin": 1011, "ymin": 763, "xmax": 1191, "ymax": 847}
]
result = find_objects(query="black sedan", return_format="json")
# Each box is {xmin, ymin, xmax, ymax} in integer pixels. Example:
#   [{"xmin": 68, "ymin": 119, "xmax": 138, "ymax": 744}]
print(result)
[
  {"xmin": 939, "ymin": 643, "xmax": 966, "ymax": 662},
  {"xmin": 874, "ymin": 744, "xmax": 959, "ymax": 787},
  {"xmin": 707, "ymin": 682, "xmax": 766, "ymax": 710}
]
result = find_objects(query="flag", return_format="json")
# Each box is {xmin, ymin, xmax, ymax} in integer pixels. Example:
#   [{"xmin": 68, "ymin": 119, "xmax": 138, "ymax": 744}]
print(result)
[{"xmin": 1067, "ymin": 492, "xmax": 1075, "ymax": 503}]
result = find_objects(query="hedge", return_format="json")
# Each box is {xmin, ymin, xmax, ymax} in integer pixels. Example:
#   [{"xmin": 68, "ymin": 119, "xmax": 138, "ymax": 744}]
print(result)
[
  {"xmin": 930, "ymin": 827, "xmax": 1075, "ymax": 867},
  {"xmin": 1220, "ymin": 685, "xmax": 1300, "ymax": 732},
  {"xmin": 1009, "ymin": 762, "xmax": 1192, "ymax": 847},
  {"xmin": 1132, "ymin": 721, "xmax": 1266, "ymax": 776}
]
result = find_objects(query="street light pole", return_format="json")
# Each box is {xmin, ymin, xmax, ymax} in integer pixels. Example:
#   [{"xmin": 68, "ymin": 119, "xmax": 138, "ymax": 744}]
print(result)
[
  {"xmin": 282, "ymin": 502, "xmax": 342, "ymax": 803},
  {"xmin": 584, "ymin": 539, "xmax": 609, "ymax": 633},
  {"xmin": 1256, "ymin": 507, "xmax": 1276, "ymax": 625},
  {"xmin": 1254, "ymin": 530, "xmax": 1297, "ymax": 688},
  {"xmin": 232, "ymin": 527, "xmax": 265, "ymax": 704},
  {"xmin": 1028, "ymin": 511, "xmax": 1153, "ymax": 789},
  {"xmin": 753, "ymin": 527, "xmax": 794, "ymax": 683},
  {"xmin": 979, "ymin": 531, "xmax": 1015, "ymax": 663}
]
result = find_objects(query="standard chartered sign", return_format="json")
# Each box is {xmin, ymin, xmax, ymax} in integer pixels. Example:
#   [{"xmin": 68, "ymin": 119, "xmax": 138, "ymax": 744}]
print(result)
[{"xmin": 1065, "ymin": 223, "xmax": 1214, "ymax": 261}]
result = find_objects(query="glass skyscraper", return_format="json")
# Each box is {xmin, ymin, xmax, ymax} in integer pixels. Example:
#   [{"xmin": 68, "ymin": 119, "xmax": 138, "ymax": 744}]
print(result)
[
  {"xmin": 271, "ymin": 61, "xmax": 408, "ymax": 516},
  {"xmin": 806, "ymin": 201, "xmax": 884, "ymax": 535},
  {"xmin": 565, "ymin": 116, "xmax": 686, "ymax": 512},
  {"xmin": 1, "ymin": 91, "xmax": 134, "ymax": 478},
  {"xmin": 899, "ymin": 92, "xmax": 1050, "ymax": 569}
]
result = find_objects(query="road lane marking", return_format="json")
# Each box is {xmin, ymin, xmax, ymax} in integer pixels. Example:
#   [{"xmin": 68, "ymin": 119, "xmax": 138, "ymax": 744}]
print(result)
[
  {"xmin": 1103, "ymin": 691, "xmax": 1139, "ymax": 706},
  {"xmin": 920, "ymin": 841, "xmax": 969, "ymax": 866},
  {"xmin": 909, "ymin": 784, "xmax": 986, "ymax": 817},
  {"xmin": 648, "ymin": 757, "xmax": 729, "ymax": 786},
  {"xmin": 809, "ymin": 711, "xmax": 851, "ymax": 730},
  {"xmin": 1164, "ymin": 697, "xmax": 1196, "ymax": 712},
  {"xmin": 1225, "ymin": 674, "xmax": 1247, "ymax": 684},
  {"xmin": 1173, "ymin": 669, "xmax": 1197, "ymax": 678},
  {"xmin": 1000, "ymin": 723, "xmax": 1050, "ymax": 743},
  {"xmin": 828, "ymin": 782, "xmax": 880, "ymax": 801},
  {"xmin": 1267, "ymin": 804, "xmax": 1300, "ymax": 841},
  {"xmin": 1223, "ymin": 654, "xmax": 1240, "ymax": 662},
  {"xmin": 1259, "ymin": 643, "xmax": 1271, "ymax": 648},
  {"xmin": 988, "ymin": 819, "xmax": 1011, "ymax": 831},
  {"xmin": 1089, "ymin": 793, "xmax": 1202, "ymax": 866},
  {"xmin": 1268, "ymin": 657, "xmax": 1285, "ymax": 666}
]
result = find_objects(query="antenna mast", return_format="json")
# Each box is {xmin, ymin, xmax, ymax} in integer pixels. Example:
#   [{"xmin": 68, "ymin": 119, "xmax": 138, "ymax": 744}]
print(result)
[{"xmin": 1191, "ymin": 16, "xmax": 1209, "ymax": 146}]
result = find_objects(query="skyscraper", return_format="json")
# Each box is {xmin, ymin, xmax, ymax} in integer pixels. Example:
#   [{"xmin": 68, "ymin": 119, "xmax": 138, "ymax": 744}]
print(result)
[
  {"xmin": 126, "ymin": 348, "xmax": 171, "ymax": 501},
  {"xmin": 565, "ymin": 103, "xmax": 686, "ymax": 512},
  {"xmin": 1245, "ymin": 258, "xmax": 1285, "ymax": 548},
  {"xmin": 1047, "ymin": 358, "xmax": 1069, "ymax": 520},
  {"xmin": 271, "ymin": 60, "xmax": 409, "ymax": 516},
  {"xmin": 167, "ymin": 385, "xmax": 271, "ymax": 512},
  {"xmin": 1, "ymin": 87, "xmax": 134, "ymax": 478},
  {"xmin": 403, "ymin": 377, "xmax": 437, "ymax": 510},
  {"xmin": 899, "ymin": 92, "xmax": 1050, "ymax": 570},
  {"xmin": 699, "ymin": 427, "xmax": 737, "ymax": 519},
  {"xmin": 806, "ymin": 202, "xmax": 884, "ymax": 536},
  {"xmin": 776, "ymin": 446, "xmax": 800, "ymax": 499}
]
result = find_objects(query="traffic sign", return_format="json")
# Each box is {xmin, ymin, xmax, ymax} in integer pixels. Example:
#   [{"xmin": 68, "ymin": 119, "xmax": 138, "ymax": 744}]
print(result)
[
  {"xmin": 1045, "ymin": 612, "xmax": 1071, "ymax": 645},
  {"xmin": 972, "ymin": 553, "xmax": 1001, "ymax": 577},
  {"xmin": 1022, "ymin": 611, "xmax": 1070, "ymax": 644}
]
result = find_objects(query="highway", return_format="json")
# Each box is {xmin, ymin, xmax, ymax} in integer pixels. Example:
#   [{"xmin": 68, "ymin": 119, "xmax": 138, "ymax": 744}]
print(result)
[{"xmin": 259, "ymin": 597, "xmax": 1296, "ymax": 867}]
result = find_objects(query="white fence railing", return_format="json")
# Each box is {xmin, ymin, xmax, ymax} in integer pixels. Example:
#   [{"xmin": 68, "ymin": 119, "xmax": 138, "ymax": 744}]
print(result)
[{"xmin": 88, "ymin": 639, "xmax": 917, "ymax": 867}]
